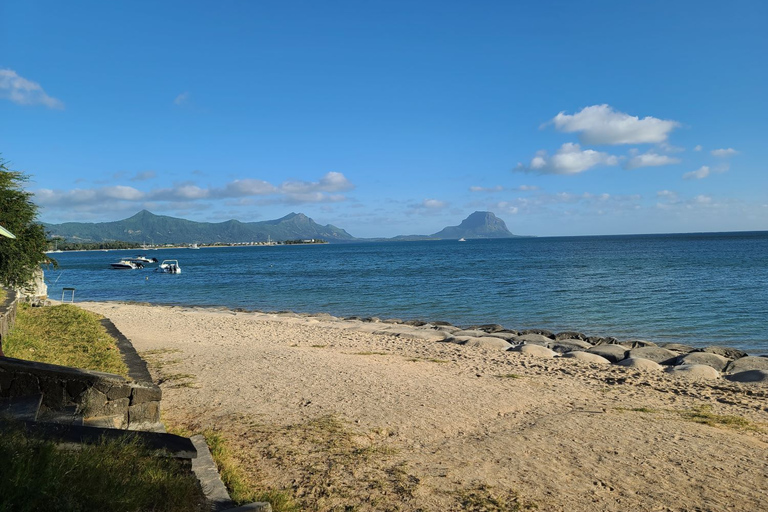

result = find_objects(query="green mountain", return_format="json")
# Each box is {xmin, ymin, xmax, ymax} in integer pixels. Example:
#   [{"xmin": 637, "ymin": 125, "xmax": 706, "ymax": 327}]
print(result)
[
  {"xmin": 44, "ymin": 210, "xmax": 355, "ymax": 244},
  {"xmin": 430, "ymin": 211, "xmax": 517, "ymax": 239}
]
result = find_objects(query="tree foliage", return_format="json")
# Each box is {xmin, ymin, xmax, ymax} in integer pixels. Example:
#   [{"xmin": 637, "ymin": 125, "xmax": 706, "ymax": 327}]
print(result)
[{"xmin": 0, "ymin": 157, "xmax": 51, "ymax": 289}]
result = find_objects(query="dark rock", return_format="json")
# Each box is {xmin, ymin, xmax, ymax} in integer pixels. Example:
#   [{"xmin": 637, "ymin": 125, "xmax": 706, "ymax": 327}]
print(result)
[
  {"xmin": 676, "ymin": 352, "xmax": 730, "ymax": 372},
  {"xmin": 626, "ymin": 347, "xmax": 677, "ymax": 365},
  {"xmin": 403, "ymin": 320, "xmax": 428, "ymax": 327},
  {"xmin": 657, "ymin": 342, "xmax": 698, "ymax": 353},
  {"xmin": 555, "ymin": 331, "xmax": 587, "ymax": 341},
  {"xmin": 381, "ymin": 318, "xmax": 403, "ymax": 324},
  {"xmin": 618, "ymin": 340, "xmax": 657, "ymax": 349},
  {"xmin": 586, "ymin": 345, "xmax": 628, "ymax": 363},
  {"xmin": 724, "ymin": 370, "xmax": 768, "ymax": 384},
  {"xmin": 586, "ymin": 336, "xmax": 605, "ymax": 345},
  {"xmin": 665, "ymin": 364, "xmax": 719, "ymax": 380},
  {"xmin": 345, "ymin": 316, "xmax": 363, "ymax": 321},
  {"xmin": 724, "ymin": 356, "xmax": 768, "ymax": 374},
  {"xmin": 476, "ymin": 324, "xmax": 506, "ymax": 333},
  {"xmin": 550, "ymin": 339, "xmax": 592, "ymax": 353},
  {"xmin": 363, "ymin": 317, "xmax": 380, "ymax": 323},
  {"xmin": 520, "ymin": 329, "xmax": 554, "ymax": 339},
  {"xmin": 702, "ymin": 346, "xmax": 748, "ymax": 360},
  {"xmin": 514, "ymin": 333, "xmax": 553, "ymax": 346},
  {"xmin": 431, "ymin": 321, "xmax": 453, "ymax": 326}
]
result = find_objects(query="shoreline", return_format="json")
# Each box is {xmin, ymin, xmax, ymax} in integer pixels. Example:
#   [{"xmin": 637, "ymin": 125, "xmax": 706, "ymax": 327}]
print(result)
[
  {"xmin": 94, "ymin": 298, "xmax": 768, "ymax": 358},
  {"xmin": 76, "ymin": 299, "xmax": 768, "ymax": 511}
]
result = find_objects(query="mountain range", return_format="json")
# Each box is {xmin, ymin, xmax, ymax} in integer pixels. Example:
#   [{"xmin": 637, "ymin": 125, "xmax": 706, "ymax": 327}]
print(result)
[{"xmin": 44, "ymin": 210, "xmax": 519, "ymax": 244}]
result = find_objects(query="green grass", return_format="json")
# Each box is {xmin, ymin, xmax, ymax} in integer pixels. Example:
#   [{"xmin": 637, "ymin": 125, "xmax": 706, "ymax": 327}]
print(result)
[
  {"xmin": 0, "ymin": 423, "xmax": 205, "ymax": 512},
  {"xmin": 0, "ymin": 287, "xmax": 7, "ymax": 303},
  {"xmin": 202, "ymin": 429, "xmax": 299, "ymax": 512},
  {"xmin": 3, "ymin": 303, "xmax": 128, "ymax": 376},
  {"xmin": 678, "ymin": 405, "xmax": 757, "ymax": 431}
]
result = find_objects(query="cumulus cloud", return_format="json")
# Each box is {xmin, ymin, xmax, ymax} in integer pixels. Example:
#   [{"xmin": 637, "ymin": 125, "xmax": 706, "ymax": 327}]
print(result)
[
  {"xmin": 683, "ymin": 166, "xmax": 711, "ymax": 180},
  {"xmin": 0, "ymin": 69, "xmax": 64, "ymax": 109},
  {"xmin": 549, "ymin": 104, "xmax": 679, "ymax": 145},
  {"xmin": 625, "ymin": 151, "xmax": 681, "ymax": 170},
  {"xmin": 35, "ymin": 171, "xmax": 356, "ymax": 216},
  {"xmin": 517, "ymin": 143, "xmax": 620, "ymax": 175},
  {"xmin": 711, "ymin": 148, "xmax": 738, "ymax": 157},
  {"xmin": 693, "ymin": 145, "xmax": 703, "ymax": 152}
]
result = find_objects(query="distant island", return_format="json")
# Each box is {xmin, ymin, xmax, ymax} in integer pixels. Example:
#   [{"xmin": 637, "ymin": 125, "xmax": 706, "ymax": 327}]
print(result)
[{"xmin": 44, "ymin": 210, "xmax": 521, "ymax": 246}]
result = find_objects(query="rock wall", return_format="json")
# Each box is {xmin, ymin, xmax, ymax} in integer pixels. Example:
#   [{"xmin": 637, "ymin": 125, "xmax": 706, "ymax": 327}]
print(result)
[{"xmin": 0, "ymin": 357, "xmax": 162, "ymax": 430}]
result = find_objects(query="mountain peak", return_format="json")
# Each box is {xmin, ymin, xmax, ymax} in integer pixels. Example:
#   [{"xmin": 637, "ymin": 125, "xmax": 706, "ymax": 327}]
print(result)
[{"xmin": 431, "ymin": 211, "xmax": 515, "ymax": 239}]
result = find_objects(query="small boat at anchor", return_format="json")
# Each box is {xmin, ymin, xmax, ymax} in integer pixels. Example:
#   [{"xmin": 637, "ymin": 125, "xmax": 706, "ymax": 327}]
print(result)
[
  {"xmin": 155, "ymin": 260, "xmax": 181, "ymax": 274},
  {"xmin": 110, "ymin": 260, "xmax": 143, "ymax": 270},
  {"xmin": 130, "ymin": 255, "xmax": 158, "ymax": 264}
]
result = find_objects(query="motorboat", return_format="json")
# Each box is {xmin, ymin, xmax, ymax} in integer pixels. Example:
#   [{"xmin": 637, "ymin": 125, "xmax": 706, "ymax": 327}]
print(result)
[
  {"xmin": 155, "ymin": 260, "xmax": 181, "ymax": 274},
  {"xmin": 131, "ymin": 255, "xmax": 158, "ymax": 264},
  {"xmin": 458, "ymin": 238, "xmax": 467, "ymax": 242},
  {"xmin": 110, "ymin": 260, "xmax": 143, "ymax": 270}
]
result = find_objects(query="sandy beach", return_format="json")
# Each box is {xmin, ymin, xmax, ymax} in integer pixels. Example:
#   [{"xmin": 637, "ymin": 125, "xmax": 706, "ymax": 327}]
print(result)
[{"xmin": 79, "ymin": 301, "xmax": 768, "ymax": 511}]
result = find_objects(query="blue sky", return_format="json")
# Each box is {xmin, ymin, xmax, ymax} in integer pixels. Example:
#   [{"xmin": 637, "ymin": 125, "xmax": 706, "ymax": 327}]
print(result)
[{"xmin": 1, "ymin": 1, "xmax": 766, "ymax": 237}]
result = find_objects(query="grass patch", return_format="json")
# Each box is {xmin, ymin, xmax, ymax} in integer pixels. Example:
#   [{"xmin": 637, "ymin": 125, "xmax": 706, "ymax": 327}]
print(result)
[
  {"xmin": 615, "ymin": 407, "xmax": 658, "ymax": 413},
  {"xmin": 407, "ymin": 357, "xmax": 449, "ymax": 363},
  {"xmin": 158, "ymin": 373, "xmax": 197, "ymax": 388},
  {"xmin": 351, "ymin": 351, "xmax": 389, "ymax": 356},
  {"xmin": 310, "ymin": 344, "xmax": 327, "ymax": 348},
  {"xmin": 0, "ymin": 422, "xmax": 205, "ymax": 512},
  {"xmin": 678, "ymin": 405, "xmax": 757, "ymax": 431},
  {"xmin": 495, "ymin": 373, "xmax": 523, "ymax": 379},
  {"xmin": 0, "ymin": 287, "xmax": 6, "ymax": 303},
  {"xmin": 455, "ymin": 482, "xmax": 537, "ymax": 511},
  {"xmin": 3, "ymin": 304, "xmax": 127, "ymax": 376},
  {"xmin": 202, "ymin": 429, "xmax": 299, "ymax": 512}
]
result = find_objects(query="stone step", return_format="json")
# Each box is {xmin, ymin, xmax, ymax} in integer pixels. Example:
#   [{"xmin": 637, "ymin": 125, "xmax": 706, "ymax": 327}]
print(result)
[{"xmin": 36, "ymin": 405, "xmax": 84, "ymax": 426}]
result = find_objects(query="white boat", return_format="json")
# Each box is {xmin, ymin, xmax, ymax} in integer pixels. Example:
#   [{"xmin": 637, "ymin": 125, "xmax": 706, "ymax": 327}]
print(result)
[
  {"xmin": 190, "ymin": 243, "xmax": 200, "ymax": 249},
  {"xmin": 458, "ymin": 238, "xmax": 467, "ymax": 242},
  {"xmin": 110, "ymin": 259, "xmax": 143, "ymax": 270},
  {"xmin": 155, "ymin": 260, "xmax": 181, "ymax": 274},
  {"xmin": 131, "ymin": 255, "xmax": 158, "ymax": 264}
]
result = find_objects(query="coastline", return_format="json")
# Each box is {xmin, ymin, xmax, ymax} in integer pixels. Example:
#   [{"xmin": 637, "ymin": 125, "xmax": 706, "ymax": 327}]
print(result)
[{"xmin": 77, "ymin": 300, "xmax": 768, "ymax": 511}]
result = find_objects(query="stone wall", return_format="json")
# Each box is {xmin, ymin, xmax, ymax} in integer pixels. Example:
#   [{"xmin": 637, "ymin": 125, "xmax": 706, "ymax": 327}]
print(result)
[
  {"xmin": 0, "ymin": 357, "xmax": 162, "ymax": 430},
  {"xmin": 0, "ymin": 293, "xmax": 162, "ymax": 430}
]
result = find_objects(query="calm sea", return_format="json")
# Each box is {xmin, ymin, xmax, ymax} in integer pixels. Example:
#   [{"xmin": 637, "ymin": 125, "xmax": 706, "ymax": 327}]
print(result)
[{"xmin": 45, "ymin": 232, "xmax": 768, "ymax": 354}]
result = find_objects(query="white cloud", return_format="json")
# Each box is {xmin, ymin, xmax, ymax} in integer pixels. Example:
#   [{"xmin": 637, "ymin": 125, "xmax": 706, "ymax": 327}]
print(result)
[
  {"xmin": 470, "ymin": 185, "xmax": 504, "ymax": 192},
  {"xmin": 693, "ymin": 145, "xmax": 703, "ymax": 152},
  {"xmin": 657, "ymin": 190, "xmax": 678, "ymax": 200},
  {"xmin": 711, "ymin": 148, "xmax": 738, "ymax": 157},
  {"xmin": 220, "ymin": 179, "xmax": 277, "ymax": 197},
  {"xmin": 549, "ymin": 104, "xmax": 679, "ymax": 145},
  {"xmin": 625, "ymin": 151, "xmax": 681, "ymax": 170},
  {"xmin": 683, "ymin": 166, "xmax": 710, "ymax": 180},
  {"xmin": 517, "ymin": 142, "xmax": 620, "ymax": 175},
  {"xmin": 0, "ymin": 69, "xmax": 64, "ymax": 109},
  {"xmin": 174, "ymin": 92, "xmax": 191, "ymax": 106},
  {"xmin": 514, "ymin": 185, "xmax": 539, "ymax": 191},
  {"xmin": 280, "ymin": 172, "xmax": 354, "ymax": 195},
  {"xmin": 422, "ymin": 199, "xmax": 446, "ymax": 209}
]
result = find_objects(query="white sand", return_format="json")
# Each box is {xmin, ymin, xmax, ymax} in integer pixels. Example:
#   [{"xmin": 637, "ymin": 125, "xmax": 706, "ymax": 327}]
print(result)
[{"xmin": 81, "ymin": 301, "xmax": 768, "ymax": 511}]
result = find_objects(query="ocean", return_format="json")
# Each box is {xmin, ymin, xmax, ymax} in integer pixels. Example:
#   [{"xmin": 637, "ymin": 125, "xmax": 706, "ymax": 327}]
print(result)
[{"xmin": 45, "ymin": 231, "xmax": 768, "ymax": 354}]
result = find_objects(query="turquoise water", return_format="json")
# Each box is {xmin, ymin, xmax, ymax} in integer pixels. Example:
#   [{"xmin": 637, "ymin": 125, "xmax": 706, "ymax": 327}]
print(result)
[{"xmin": 46, "ymin": 232, "xmax": 768, "ymax": 354}]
